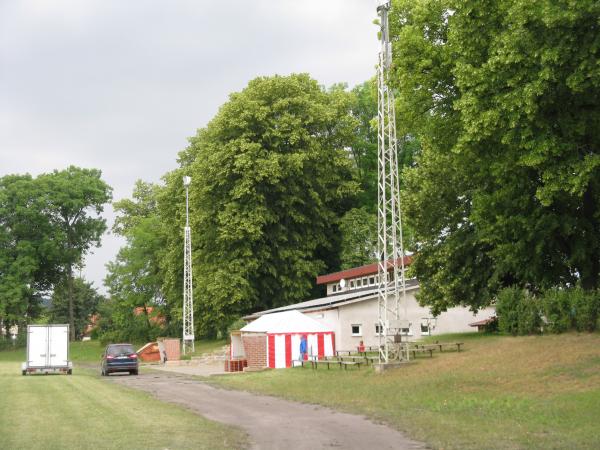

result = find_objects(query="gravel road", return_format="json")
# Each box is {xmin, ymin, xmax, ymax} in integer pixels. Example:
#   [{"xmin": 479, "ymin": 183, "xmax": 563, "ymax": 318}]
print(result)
[{"xmin": 109, "ymin": 371, "xmax": 426, "ymax": 450}]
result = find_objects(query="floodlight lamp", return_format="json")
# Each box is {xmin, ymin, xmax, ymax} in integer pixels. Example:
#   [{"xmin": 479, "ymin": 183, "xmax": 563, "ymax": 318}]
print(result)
[{"xmin": 183, "ymin": 176, "xmax": 191, "ymax": 187}]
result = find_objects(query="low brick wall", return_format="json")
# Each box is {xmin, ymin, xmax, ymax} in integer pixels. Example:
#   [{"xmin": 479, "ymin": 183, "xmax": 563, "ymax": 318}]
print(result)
[{"xmin": 241, "ymin": 333, "xmax": 267, "ymax": 370}]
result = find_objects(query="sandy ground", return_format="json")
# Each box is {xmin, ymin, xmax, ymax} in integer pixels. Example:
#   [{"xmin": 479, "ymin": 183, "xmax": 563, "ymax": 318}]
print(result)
[
  {"xmin": 148, "ymin": 360, "xmax": 227, "ymax": 376},
  {"xmin": 110, "ymin": 370, "xmax": 426, "ymax": 450}
]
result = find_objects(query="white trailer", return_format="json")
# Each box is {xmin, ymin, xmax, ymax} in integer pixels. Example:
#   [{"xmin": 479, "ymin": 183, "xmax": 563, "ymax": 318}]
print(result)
[{"xmin": 21, "ymin": 324, "xmax": 73, "ymax": 375}]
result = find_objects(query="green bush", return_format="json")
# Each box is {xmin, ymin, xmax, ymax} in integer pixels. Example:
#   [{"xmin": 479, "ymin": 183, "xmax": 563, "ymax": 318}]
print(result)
[
  {"xmin": 541, "ymin": 288, "xmax": 574, "ymax": 333},
  {"xmin": 496, "ymin": 287, "xmax": 525, "ymax": 335},
  {"xmin": 496, "ymin": 287, "xmax": 542, "ymax": 335},
  {"xmin": 571, "ymin": 288, "xmax": 599, "ymax": 332}
]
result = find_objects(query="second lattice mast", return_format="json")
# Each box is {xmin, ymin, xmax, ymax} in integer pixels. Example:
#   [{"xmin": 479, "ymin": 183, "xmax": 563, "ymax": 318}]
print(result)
[
  {"xmin": 182, "ymin": 176, "xmax": 195, "ymax": 355},
  {"xmin": 376, "ymin": 2, "xmax": 408, "ymax": 364}
]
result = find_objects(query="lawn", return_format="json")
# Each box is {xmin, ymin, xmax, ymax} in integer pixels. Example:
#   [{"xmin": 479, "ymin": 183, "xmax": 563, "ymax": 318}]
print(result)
[
  {"xmin": 0, "ymin": 340, "xmax": 246, "ymax": 450},
  {"xmin": 210, "ymin": 332, "xmax": 600, "ymax": 450}
]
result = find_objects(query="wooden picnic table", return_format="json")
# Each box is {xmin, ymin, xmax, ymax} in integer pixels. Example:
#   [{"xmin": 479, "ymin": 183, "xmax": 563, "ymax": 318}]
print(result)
[
  {"xmin": 300, "ymin": 357, "xmax": 362, "ymax": 370},
  {"xmin": 415, "ymin": 342, "xmax": 464, "ymax": 352}
]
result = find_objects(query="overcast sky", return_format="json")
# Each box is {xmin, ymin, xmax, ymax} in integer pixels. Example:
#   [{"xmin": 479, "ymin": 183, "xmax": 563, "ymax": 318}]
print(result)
[{"xmin": 0, "ymin": 0, "xmax": 381, "ymax": 293}]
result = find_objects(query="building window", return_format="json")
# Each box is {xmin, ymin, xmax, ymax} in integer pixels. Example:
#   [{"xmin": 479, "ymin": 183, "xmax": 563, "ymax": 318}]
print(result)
[
  {"xmin": 375, "ymin": 324, "xmax": 383, "ymax": 336},
  {"xmin": 351, "ymin": 324, "xmax": 362, "ymax": 336},
  {"xmin": 400, "ymin": 326, "xmax": 412, "ymax": 336},
  {"xmin": 362, "ymin": 277, "xmax": 368, "ymax": 287},
  {"xmin": 332, "ymin": 284, "xmax": 337, "ymax": 293},
  {"xmin": 369, "ymin": 276, "xmax": 375, "ymax": 286},
  {"xmin": 420, "ymin": 323, "xmax": 430, "ymax": 335},
  {"xmin": 356, "ymin": 278, "xmax": 362, "ymax": 288},
  {"xmin": 350, "ymin": 280, "xmax": 355, "ymax": 289}
]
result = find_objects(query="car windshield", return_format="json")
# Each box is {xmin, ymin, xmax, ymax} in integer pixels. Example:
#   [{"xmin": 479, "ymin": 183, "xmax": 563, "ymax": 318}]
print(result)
[{"xmin": 107, "ymin": 345, "xmax": 135, "ymax": 356}]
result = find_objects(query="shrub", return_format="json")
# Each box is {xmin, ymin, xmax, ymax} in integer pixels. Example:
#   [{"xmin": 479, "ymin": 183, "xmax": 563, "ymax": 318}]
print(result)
[
  {"xmin": 496, "ymin": 287, "xmax": 541, "ymax": 335},
  {"xmin": 571, "ymin": 288, "xmax": 599, "ymax": 332},
  {"xmin": 541, "ymin": 288, "xmax": 573, "ymax": 333}
]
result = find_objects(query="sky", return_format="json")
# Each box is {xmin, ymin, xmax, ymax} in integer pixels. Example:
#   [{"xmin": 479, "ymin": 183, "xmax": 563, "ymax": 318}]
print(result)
[{"xmin": 0, "ymin": 0, "xmax": 381, "ymax": 293}]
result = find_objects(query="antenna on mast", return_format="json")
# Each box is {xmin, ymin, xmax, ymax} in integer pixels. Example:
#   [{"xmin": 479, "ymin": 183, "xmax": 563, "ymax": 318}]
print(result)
[{"xmin": 376, "ymin": 1, "xmax": 408, "ymax": 365}]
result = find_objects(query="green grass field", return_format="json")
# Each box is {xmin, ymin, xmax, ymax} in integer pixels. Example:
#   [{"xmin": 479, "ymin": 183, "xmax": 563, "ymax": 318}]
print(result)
[
  {"xmin": 210, "ymin": 332, "xmax": 600, "ymax": 450},
  {"xmin": 0, "ymin": 340, "xmax": 245, "ymax": 450}
]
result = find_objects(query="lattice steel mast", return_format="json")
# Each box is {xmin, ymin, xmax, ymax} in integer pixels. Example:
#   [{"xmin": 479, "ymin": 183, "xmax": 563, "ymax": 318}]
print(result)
[
  {"xmin": 377, "ymin": 2, "xmax": 408, "ymax": 364},
  {"xmin": 182, "ymin": 176, "xmax": 195, "ymax": 355}
]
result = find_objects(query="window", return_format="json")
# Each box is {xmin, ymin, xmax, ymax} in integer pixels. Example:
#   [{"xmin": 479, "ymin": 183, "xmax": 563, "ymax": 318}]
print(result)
[
  {"xmin": 362, "ymin": 277, "xmax": 368, "ymax": 287},
  {"xmin": 351, "ymin": 324, "xmax": 362, "ymax": 336},
  {"xmin": 369, "ymin": 276, "xmax": 375, "ymax": 286},
  {"xmin": 332, "ymin": 284, "xmax": 337, "ymax": 293},
  {"xmin": 400, "ymin": 327, "xmax": 412, "ymax": 336},
  {"xmin": 356, "ymin": 278, "xmax": 362, "ymax": 288},
  {"xmin": 375, "ymin": 324, "xmax": 383, "ymax": 336},
  {"xmin": 420, "ymin": 323, "xmax": 430, "ymax": 335},
  {"xmin": 350, "ymin": 280, "xmax": 355, "ymax": 289}
]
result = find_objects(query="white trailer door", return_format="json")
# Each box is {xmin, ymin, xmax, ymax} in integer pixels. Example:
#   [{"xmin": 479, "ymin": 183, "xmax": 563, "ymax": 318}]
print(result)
[
  {"xmin": 28, "ymin": 326, "xmax": 49, "ymax": 368},
  {"xmin": 49, "ymin": 325, "xmax": 69, "ymax": 367}
]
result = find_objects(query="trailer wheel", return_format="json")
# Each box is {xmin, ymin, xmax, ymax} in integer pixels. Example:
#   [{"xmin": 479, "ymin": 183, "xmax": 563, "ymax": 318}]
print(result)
[
  {"xmin": 22, "ymin": 370, "xmax": 26, "ymax": 376},
  {"xmin": 67, "ymin": 369, "xmax": 72, "ymax": 375}
]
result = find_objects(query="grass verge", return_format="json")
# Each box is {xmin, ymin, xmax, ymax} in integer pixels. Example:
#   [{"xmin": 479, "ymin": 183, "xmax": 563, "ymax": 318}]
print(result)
[
  {"xmin": 209, "ymin": 332, "xmax": 600, "ymax": 450},
  {"xmin": 0, "ymin": 359, "xmax": 245, "ymax": 449}
]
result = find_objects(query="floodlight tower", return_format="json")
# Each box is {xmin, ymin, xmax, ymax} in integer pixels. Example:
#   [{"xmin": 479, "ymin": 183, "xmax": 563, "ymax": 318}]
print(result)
[
  {"xmin": 376, "ymin": 1, "xmax": 408, "ymax": 364},
  {"xmin": 182, "ymin": 176, "xmax": 195, "ymax": 355}
]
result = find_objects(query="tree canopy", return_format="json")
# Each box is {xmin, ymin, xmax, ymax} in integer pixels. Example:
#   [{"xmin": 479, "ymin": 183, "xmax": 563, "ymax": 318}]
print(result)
[
  {"xmin": 158, "ymin": 74, "xmax": 360, "ymax": 335},
  {"xmin": 391, "ymin": 0, "xmax": 600, "ymax": 313},
  {"xmin": 0, "ymin": 167, "xmax": 111, "ymax": 337}
]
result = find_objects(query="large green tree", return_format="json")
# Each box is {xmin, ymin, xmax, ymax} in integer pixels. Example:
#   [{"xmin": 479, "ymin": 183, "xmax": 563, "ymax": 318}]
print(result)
[
  {"xmin": 103, "ymin": 180, "xmax": 170, "ymax": 341},
  {"xmin": 39, "ymin": 167, "xmax": 112, "ymax": 339},
  {"xmin": 0, "ymin": 175, "xmax": 60, "ymax": 328},
  {"xmin": 390, "ymin": 0, "xmax": 600, "ymax": 313},
  {"xmin": 161, "ymin": 74, "xmax": 360, "ymax": 336}
]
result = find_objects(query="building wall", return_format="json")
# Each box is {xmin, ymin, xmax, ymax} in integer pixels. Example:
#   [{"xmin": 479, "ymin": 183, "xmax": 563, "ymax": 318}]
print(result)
[
  {"xmin": 242, "ymin": 333, "xmax": 267, "ymax": 369},
  {"xmin": 305, "ymin": 288, "xmax": 495, "ymax": 351}
]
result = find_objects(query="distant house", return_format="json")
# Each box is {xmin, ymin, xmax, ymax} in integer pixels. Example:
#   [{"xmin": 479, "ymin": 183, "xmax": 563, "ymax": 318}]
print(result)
[{"xmin": 244, "ymin": 259, "xmax": 495, "ymax": 351}]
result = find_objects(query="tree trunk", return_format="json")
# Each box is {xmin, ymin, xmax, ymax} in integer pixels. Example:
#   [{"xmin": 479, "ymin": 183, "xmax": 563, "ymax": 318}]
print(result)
[{"xmin": 68, "ymin": 265, "xmax": 75, "ymax": 341}]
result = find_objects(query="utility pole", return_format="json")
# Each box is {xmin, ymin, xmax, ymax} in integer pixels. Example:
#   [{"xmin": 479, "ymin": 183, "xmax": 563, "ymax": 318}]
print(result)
[
  {"xmin": 182, "ymin": 176, "xmax": 195, "ymax": 355},
  {"xmin": 376, "ymin": 1, "xmax": 408, "ymax": 364}
]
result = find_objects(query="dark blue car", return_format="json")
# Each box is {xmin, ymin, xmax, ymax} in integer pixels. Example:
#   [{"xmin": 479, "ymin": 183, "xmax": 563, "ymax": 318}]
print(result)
[{"xmin": 101, "ymin": 343, "xmax": 139, "ymax": 376}]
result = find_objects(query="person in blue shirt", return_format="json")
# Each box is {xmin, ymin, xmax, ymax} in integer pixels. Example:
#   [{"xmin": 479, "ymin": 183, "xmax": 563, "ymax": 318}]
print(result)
[{"xmin": 299, "ymin": 335, "xmax": 307, "ymax": 361}]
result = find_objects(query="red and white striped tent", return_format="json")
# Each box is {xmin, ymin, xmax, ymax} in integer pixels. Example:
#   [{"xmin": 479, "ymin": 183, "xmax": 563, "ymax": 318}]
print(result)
[{"xmin": 240, "ymin": 310, "xmax": 335, "ymax": 368}]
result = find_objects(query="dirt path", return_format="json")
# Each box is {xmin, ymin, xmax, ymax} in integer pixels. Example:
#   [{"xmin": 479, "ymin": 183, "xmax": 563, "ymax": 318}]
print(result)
[{"xmin": 110, "ymin": 371, "xmax": 426, "ymax": 450}]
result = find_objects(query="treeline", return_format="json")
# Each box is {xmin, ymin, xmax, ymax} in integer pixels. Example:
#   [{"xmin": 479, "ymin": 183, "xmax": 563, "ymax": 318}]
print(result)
[
  {"xmin": 99, "ymin": 75, "xmax": 392, "ymax": 341},
  {"xmin": 0, "ymin": 167, "xmax": 111, "ymax": 341},
  {"xmin": 101, "ymin": 0, "xmax": 599, "ymax": 341}
]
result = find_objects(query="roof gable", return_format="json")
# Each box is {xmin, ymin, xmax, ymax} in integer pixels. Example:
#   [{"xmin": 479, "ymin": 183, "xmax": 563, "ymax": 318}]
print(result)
[{"xmin": 241, "ymin": 310, "xmax": 332, "ymax": 333}]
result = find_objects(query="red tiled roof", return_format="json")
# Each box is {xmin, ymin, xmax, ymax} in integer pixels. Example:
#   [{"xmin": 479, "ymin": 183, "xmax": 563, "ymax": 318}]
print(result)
[{"xmin": 316, "ymin": 256, "xmax": 412, "ymax": 285}]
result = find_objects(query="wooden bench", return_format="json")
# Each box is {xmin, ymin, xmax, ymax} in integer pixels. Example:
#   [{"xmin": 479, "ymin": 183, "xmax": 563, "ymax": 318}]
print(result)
[
  {"xmin": 339, "ymin": 360, "xmax": 361, "ymax": 370},
  {"xmin": 409, "ymin": 347, "xmax": 434, "ymax": 358},
  {"xmin": 418, "ymin": 342, "xmax": 464, "ymax": 352}
]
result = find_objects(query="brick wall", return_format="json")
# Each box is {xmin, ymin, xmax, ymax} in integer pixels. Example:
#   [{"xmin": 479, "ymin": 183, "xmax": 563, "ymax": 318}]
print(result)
[{"xmin": 242, "ymin": 333, "xmax": 267, "ymax": 369}]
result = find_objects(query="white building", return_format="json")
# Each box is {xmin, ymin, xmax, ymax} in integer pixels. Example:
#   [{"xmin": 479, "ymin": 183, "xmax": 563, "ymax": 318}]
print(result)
[{"xmin": 245, "ymin": 260, "xmax": 495, "ymax": 351}]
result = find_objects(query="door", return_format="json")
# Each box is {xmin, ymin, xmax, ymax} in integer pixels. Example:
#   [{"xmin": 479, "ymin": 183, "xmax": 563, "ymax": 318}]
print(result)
[
  {"xmin": 27, "ymin": 326, "xmax": 49, "ymax": 368},
  {"xmin": 48, "ymin": 325, "xmax": 69, "ymax": 367}
]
